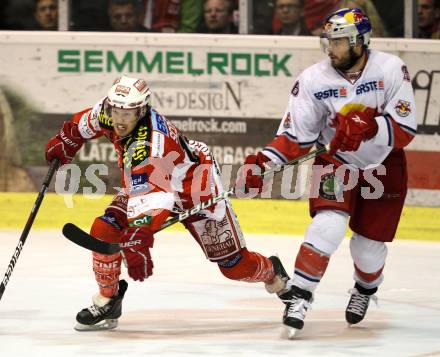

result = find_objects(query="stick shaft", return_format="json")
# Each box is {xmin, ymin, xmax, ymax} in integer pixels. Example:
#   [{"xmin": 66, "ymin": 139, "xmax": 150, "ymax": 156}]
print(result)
[
  {"xmin": 159, "ymin": 146, "xmax": 327, "ymax": 231},
  {"xmin": 61, "ymin": 146, "xmax": 328, "ymax": 255},
  {"xmin": 0, "ymin": 159, "xmax": 59, "ymax": 301}
]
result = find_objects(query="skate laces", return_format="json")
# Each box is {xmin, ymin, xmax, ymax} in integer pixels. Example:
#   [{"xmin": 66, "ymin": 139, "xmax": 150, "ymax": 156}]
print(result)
[
  {"xmin": 286, "ymin": 296, "xmax": 312, "ymax": 320},
  {"xmin": 347, "ymin": 288, "xmax": 378, "ymax": 315},
  {"xmin": 88, "ymin": 304, "xmax": 110, "ymax": 317}
]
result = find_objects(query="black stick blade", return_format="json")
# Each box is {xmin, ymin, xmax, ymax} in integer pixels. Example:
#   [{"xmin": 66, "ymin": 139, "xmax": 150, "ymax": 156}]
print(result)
[{"xmin": 62, "ymin": 223, "xmax": 121, "ymax": 255}]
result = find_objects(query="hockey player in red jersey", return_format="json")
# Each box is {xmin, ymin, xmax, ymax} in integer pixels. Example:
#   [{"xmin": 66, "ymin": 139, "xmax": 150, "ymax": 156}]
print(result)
[
  {"xmin": 241, "ymin": 8, "xmax": 417, "ymax": 337},
  {"xmin": 45, "ymin": 75, "xmax": 289, "ymax": 331}
]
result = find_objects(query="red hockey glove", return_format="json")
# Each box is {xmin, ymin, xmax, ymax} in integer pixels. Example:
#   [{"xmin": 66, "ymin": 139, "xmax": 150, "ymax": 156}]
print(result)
[
  {"xmin": 45, "ymin": 121, "xmax": 85, "ymax": 165},
  {"xmin": 329, "ymin": 110, "xmax": 378, "ymax": 155},
  {"xmin": 237, "ymin": 153, "xmax": 271, "ymax": 194},
  {"xmin": 120, "ymin": 227, "xmax": 154, "ymax": 282}
]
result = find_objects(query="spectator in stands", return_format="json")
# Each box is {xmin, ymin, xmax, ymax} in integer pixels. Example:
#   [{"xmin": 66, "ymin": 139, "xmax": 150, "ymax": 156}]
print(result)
[
  {"xmin": 139, "ymin": 0, "xmax": 181, "ymax": 33},
  {"xmin": 197, "ymin": 0, "xmax": 238, "ymax": 33},
  {"xmin": 108, "ymin": 0, "xmax": 151, "ymax": 32},
  {"xmin": 33, "ymin": 0, "xmax": 58, "ymax": 30},
  {"xmin": 418, "ymin": 0, "xmax": 440, "ymax": 39},
  {"xmin": 303, "ymin": 0, "xmax": 338, "ymax": 35},
  {"xmin": 340, "ymin": 0, "xmax": 388, "ymax": 37},
  {"xmin": 273, "ymin": 0, "xmax": 309, "ymax": 35},
  {"xmin": 178, "ymin": 0, "xmax": 203, "ymax": 32}
]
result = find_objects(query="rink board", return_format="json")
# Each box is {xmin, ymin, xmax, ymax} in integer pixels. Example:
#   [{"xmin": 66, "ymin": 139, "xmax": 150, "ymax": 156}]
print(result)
[
  {"xmin": 0, "ymin": 193, "xmax": 439, "ymax": 241},
  {"xmin": 0, "ymin": 33, "xmax": 440, "ymax": 205}
]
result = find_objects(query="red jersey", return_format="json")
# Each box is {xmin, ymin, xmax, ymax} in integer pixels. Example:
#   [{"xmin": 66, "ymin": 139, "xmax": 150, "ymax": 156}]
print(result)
[{"xmin": 72, "ymin": 98, "xmax": 221, "ymax": 231}]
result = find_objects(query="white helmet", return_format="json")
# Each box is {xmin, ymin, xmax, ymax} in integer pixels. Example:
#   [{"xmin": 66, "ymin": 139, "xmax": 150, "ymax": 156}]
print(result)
[
  {"xmin": 107, "ymin": 75, "xmax": 151, "ymax": 110},
  {"xmin": 320, "ymin": 8, "xmax": 372, "ymax": 50}
]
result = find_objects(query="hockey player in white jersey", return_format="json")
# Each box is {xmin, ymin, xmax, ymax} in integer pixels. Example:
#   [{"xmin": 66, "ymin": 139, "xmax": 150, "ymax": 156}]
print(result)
[{"xmin": 241, "ymin": 7, "xmax": 417, "ymax": 337}]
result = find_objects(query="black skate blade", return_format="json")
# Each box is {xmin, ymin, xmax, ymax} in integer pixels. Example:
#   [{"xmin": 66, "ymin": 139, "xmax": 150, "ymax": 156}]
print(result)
[
  {"xmin": 74, "ymin": 319, "xmax": 118, "ymax": 331},
  {"xmin": 62, "ymin": 223, "xmax": 121, "ymax": 255}
]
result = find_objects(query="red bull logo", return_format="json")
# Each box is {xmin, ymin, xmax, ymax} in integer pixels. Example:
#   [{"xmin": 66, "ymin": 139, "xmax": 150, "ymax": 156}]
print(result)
[
  {"xmin": 343, "ymin": 10, "xmax": 365, "ymax": 24},
  {"xmin": 353, "ymin": 11, "xmax": 365, "ymax": 23},
  {"xmin": 394, "ymin": 99, "xmax": 411, "ymax": 117}
]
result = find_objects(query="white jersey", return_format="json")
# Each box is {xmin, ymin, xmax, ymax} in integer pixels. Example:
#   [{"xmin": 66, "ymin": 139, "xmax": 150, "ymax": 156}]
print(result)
[{"xmin": 263, "ymin": 50, "xmax": 417, "ymax": 169}]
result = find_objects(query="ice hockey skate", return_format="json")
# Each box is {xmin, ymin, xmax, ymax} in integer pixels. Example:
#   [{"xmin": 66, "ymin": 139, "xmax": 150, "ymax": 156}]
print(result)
[
  {"xmin": 280, "ymin": 284, "xmax": 313, "ymax": 339},
  {"xmin": 264, "ymin": 255, "xmax": 290, "ymax": 295},
  {"xmin": 75, "ymin": 280, "xmax": 128, "ymax": 331},
  {"xmin": 346, "ymin": 283, "xmax": 377, "ymax": 325}
]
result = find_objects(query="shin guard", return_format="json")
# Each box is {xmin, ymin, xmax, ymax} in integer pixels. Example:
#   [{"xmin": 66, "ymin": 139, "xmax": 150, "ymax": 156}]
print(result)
[
  {"xmin": 293, "ymin": 243, "xmax": 330, "ymax": 291},
  {"xmin": 90, "ymin": 215, "xmax": 123, "ymax": 297},
  {"xmin": 93, "ymin": 253, "xmax": 122, "ymax": 297}
]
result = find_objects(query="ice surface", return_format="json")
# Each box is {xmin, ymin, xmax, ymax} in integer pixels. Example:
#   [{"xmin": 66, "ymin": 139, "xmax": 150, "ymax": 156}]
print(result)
[{"xmin": 1, "ymin": 230, "xmax": 439, "ymax": 357}]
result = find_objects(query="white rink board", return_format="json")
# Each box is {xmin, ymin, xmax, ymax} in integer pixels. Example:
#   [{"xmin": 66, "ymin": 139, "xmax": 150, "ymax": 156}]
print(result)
[
  {"xmin": 0, "ymin": 32, "xmax": 439, "ymax": 122},
  {"xmin": 0, "ymin": 229, "xmax": 439, "ymax": 357},
  {"xmin": 1, "ymin": 32, "xmax": 440, "ymax": 205}
]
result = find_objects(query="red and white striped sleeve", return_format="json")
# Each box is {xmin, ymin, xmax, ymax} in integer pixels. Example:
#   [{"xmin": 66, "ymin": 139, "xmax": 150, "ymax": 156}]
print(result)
[{"xmin": 72, "ymin": 98, "xmax": 106, "ymax": 140}]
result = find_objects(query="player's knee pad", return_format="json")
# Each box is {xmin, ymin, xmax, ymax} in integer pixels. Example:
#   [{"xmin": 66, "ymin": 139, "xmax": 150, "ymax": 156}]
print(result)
[
  {"xmin": 304, "ymin": 210, "xmax": 348, "ymax": 255},
  {"xmin": 217, "ymin": 248, "xmax": 274, "ymax": 283},
  {"xmin": 90, "ymin": 212, "xmax": 124, "ymax": 243},
  {"xmin": 350, "ymin": 233, "xmax": 387, "ymax": 288}
]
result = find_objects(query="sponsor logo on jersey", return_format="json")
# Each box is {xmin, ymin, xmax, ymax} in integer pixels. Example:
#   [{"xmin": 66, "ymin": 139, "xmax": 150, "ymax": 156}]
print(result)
[
  {"xmin": 351, "ymin": 114, "xmax": 366, "ymax": 125},
  {"xmin": 151, "ymin": 131, "xmax": 165, "ymax": 158},
  {"xmin": 131, "ymin": 173, "xmax": 149, "ymax": 193},
  {"xmin": 283, "ymin": 112, "xmax": 292, "ymax": 129},
  {"xmin": 319, "ymin": 173, "xmax": 343, "ymax": 201},
  {"xmin": 313, "ymin": 88, "xmax": 346, "ymax": 100},
  {"xmin": 291, "ymin": 80, "xmax": 299, "ymax": 96},
  {"xmin": 339, "ymin": 87, "xmax": 347, "ymax": 97},
  {"xmin": 98, "ymin": 112, "xmax": 113, "ymax": 129},
  {"xmin": 151, "ymin": 111, "xmax": 169, "ymax": 136},
  {"xmin": 402, "ymin": 65, "xmax": 411, "ymax": 82},
  {"xmin": 99, "ymin": 213, "xmax": 122, "ymax": 230},
  {"xmin": 355, "ymin": 80, "xmax": 384, "ymax": 95},
  {"xmin": 394, "ymin": 99, "xmax": 412, "ymax": 117},
  {"xmin": 123, "ymin": 124, "xmax": 149, "ymax": 167},
  {"xmin": 129, "ymin": 214, "xmax": 152, "ymax": 227}
]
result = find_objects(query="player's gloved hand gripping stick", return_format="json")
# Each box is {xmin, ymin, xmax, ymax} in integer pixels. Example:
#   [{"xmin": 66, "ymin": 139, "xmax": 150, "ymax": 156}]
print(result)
[{"xmin": 62, "ymin": 146, "xmax": 329, "ymax": 255}]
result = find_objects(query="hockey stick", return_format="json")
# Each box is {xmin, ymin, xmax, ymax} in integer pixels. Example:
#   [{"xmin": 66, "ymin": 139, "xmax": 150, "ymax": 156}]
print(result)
[
  {"xmin": 62, "ymin": 145, "xmax": 328, "ymax": 255},
  {"xmin": 0, "ymin": 158, "xmax": 59, "ymax": 301}
]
